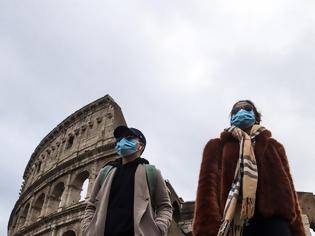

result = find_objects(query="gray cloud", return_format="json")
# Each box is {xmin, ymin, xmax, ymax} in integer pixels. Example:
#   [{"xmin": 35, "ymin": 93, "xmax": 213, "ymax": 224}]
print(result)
[{"xmin": 1, "ymin": 0, "xmax": 315, "ymax": 235}]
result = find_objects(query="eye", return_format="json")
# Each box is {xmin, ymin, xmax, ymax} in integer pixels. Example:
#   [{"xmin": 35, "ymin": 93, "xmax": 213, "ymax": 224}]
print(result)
[
  {"xmin": 243, "ymin": 104, "xmax": 253, "ymax": 111},
  {"xmin": 232, "ymin": 107, "xmax": 240, "ymax": 115},
  {"xmin": 232, "ymin": 104, "xmax": 253, "ymax": 114}
]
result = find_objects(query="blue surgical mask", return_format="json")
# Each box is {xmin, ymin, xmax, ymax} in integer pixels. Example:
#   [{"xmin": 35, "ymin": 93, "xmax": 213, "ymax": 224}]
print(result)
[
  {"xmin": 230, "ymin": 109, "xmax": 256, "ymax": 129},
  {"xmin": 115, "ymin": 138, "xmax": 138, "ymax": 156}
]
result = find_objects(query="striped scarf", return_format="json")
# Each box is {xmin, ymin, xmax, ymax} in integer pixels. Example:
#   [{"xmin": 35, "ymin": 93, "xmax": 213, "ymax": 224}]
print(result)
[{"xmin": 217, "ymin": 125, "xmax": 266, "ymax": 236}]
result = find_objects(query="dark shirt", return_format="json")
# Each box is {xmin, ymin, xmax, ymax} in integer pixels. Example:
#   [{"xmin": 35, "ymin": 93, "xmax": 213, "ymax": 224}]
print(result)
[{"xmin": 104, "ymin": 158, "xmax": 144, "ymax": 236}]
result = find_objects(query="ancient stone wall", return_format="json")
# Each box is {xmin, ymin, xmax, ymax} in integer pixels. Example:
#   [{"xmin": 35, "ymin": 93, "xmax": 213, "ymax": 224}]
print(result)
[
  {"xmin": 8, "ymin": 95, "xmax": 127, "ymax": 236},
  {"xmin": 8, "ymin": 95, "xmax": 315, "ymax": 236},
  {"xmin": 299, "ymin": 192, "xmax": 315, "ymax": 232}
]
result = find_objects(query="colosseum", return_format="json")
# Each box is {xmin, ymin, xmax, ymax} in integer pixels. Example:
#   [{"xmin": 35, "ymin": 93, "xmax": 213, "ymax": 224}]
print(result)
[{"xmin": 8, "ymin": 95, "xmax": 315, "ymax": 236}]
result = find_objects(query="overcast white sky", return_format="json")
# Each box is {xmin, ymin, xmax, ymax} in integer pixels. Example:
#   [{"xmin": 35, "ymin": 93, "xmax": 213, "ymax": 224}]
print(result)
[{"xmin": 1, "ymin": 0, "xmax": 315, "ymax": 235}]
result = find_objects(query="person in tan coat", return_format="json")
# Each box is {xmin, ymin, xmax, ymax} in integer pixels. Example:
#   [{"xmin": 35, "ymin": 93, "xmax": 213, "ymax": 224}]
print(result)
[
  {"xmin": 81, "ymin": 126, "xmax": 172, "ymax": 236},
  {"xmin": 193, "ymin": 100, "xmax": 305, "ymax": 236}
]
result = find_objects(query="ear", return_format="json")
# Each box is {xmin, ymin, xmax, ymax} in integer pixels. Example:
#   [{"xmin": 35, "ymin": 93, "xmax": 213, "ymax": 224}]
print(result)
[{"xmin": 137, "ymin": 142, "xmax": 144, "ymax": 152}]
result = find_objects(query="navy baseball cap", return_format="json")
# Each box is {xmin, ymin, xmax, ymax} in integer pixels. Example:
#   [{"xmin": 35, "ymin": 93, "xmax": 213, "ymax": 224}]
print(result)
[{"xmin": 113, "ymin": 126, "xmax": 146, "ymax": 146}]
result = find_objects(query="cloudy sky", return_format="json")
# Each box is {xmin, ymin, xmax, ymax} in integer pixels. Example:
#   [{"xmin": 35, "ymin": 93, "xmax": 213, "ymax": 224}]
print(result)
[{"xmin": 1, "ymin": 0, "xmax": 315, "ymax": 234}]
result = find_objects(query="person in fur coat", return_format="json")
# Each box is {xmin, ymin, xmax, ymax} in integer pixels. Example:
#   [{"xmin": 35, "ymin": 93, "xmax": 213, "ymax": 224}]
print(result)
[{"xmin": 193, "ymin": 100, "xmax": 305, "ymax": 236}]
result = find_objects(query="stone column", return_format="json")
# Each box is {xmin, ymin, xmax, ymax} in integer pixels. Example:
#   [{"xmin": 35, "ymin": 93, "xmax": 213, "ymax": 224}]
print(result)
[
  {"xmin": 28, "ymin": 167, "xmax": 36, "ymax": 187},
  {"xmin": 60, "ymin": 173, "xmax": 72, "ymax": 209},
  {"xmin": 86, "ymin": 161, "xmax": 99, "ymax": 199},
  {"xmin": 42, "ymin": 185, "xmax": 52, "ymax": 216},
  {"xmin": 50, "ymin": 225, "xmax": 57, "ymax": 236},
  {"xmin": 39, "ymin": 154, "xmax": 47, "ymax": 176},
  {"xmin": 38, "ymin": 193, "xmax": 49, "ymax": 219},
  {"xmin": 24, "ymin": 196, "xmax": 35, "ymax": 226}
]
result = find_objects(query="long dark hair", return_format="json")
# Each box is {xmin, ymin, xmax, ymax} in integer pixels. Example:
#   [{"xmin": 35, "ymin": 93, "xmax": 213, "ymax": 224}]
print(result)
[{"xmin": 230, "ymin": 100, "xmax": 262, "ymax": 124}]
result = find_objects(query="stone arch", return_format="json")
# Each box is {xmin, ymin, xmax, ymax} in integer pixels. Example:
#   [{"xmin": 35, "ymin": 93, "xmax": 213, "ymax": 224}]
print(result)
[
  {"xmin": 69, "ymin": 170, "xmax": 90, "ymax": 205},
  {"xmin": 47, "ymin": 182, "xmax": 65, "ymax": 214},
  {"xmin": 18, "ymin": 203, "xmax": 30, "ymax": 227},
  {"xmin": 30, "ymin": 193, "xmax": 45, "ymax": 222},
  {"xmin": 62, "ymin": 230, "xmax": 76, "ymax": 236}
]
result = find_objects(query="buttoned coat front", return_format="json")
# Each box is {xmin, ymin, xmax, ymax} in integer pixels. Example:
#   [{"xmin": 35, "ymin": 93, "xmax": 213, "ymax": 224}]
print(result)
[{"xmin": 81, "ymin": 163, "xmax": 172, "ymax": 236}]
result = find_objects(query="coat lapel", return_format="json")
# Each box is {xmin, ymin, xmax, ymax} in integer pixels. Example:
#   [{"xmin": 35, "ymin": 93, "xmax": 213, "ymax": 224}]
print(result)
[
  {"xmin": 92, "ymin": 168, "xmax": 117, "ymax": 236},
  {"xmin": 134, "ymin": 164, "xmax": 150, "ymax": 231}
]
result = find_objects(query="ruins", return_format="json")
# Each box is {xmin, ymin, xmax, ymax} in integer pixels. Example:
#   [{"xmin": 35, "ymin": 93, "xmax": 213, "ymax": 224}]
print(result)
[{"xmin": 8, "ymin": 95, "xmax": 315, "ymax": 236}]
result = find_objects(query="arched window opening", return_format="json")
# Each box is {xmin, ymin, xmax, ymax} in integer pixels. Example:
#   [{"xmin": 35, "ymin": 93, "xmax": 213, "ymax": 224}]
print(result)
[
  {"xmin": 48, "ymin": 182, "xmax": 65, "ymax": 213},
  {"xmin": 30, "ymin": 193, "xmax": 45, "ymax": 222},
  {"xmin": 66, "ymin": 134, "xmax": 74, "ymax": 149},
  {"xmin": 18, "ymin": 203, "xmax": 30, "ymax": 227},
  {"xmin": 62, "ymin": 230, "xmax": 76, "ymax": 236},
  {"xmin": 69, "ymin": 171, "xmax": 90, "ymax": 205},
  {"xmin": 80, "ymin": 178, "xmax": 89, "ymax": 201}
]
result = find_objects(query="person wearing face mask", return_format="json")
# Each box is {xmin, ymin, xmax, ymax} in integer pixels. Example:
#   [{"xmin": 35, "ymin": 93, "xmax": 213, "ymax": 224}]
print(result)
[
  {"xmin": 193, "ymin": 100, "xmax": 306, "ymax": 236},
  {"xmin": 81, "ymin": 126, "xmax": 172, "ymax": 236}
]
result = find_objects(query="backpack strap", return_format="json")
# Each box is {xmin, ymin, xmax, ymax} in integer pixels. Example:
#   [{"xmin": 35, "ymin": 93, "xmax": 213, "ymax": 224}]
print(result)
[
  {"xmin": 98, "ymin": 164, "xmax": 157, "ymax": 208},
  {"xmin": 144, "ymin": 164, "xmax": 157, "ymax": 209},
  {"xmin": 98, "ymin": 165, "xmax": 114, "ymax": 188}
]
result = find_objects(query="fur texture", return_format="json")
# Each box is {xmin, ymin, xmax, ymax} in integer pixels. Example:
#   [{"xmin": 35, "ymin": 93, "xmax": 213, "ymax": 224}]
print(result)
[{"xmin": 193, "ymin": 129, "xmax": 305, "ymax": 236}]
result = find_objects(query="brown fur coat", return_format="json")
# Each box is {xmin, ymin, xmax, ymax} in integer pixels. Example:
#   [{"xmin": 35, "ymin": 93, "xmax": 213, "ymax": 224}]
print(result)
[{"xmin": 193, "ymin": 129, "xmax": 305, "ymax": 236}]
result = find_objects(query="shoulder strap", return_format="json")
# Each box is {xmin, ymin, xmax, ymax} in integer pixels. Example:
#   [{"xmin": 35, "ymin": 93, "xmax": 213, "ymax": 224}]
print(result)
[
  {"xmin": 144, "ymin": 164, "xmax": 157, "ymax": 208},
  {"xmin": 98, "ymin": 165, "xmax": 114, "ymax": 188}
]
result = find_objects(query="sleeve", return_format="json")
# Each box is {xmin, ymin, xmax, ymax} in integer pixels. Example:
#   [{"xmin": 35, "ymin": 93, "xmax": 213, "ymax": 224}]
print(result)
[
  {"xmin": 81, "ymin": 172, "xmax": 102, "ymax": 235},
  {"xmin": 193, "ymin": 139, "xmax": 222, "ymax": 236},
  {"xmin": 154, "ymin": 169, "xmax": 173, "ymax": 236},
  {"xmin": 276, "ymin": 143, "xmax": 306, "ymax": 236}
]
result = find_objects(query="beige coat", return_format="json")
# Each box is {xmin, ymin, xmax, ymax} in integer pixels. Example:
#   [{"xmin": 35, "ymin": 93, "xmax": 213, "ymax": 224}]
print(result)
[{"xmin": 81, "ymin": 164, "xmax": 172, "ymax": 236}]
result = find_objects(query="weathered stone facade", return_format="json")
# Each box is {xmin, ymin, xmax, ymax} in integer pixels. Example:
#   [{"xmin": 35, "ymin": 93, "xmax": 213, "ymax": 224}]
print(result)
[
  {"xmin": 8, "ymin": 95, "xmax": 128, "ymax": 236},
  {"xmin": 299, "ymin": 192, "xmax": 315, "ymax": 232},
  {"xmin": 8, "ymin": 95, "xmax": 315, "ymax": 236},
  {"xmin": 8, "ymin": 95, "xmax": 185, "ymax": 236}
]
